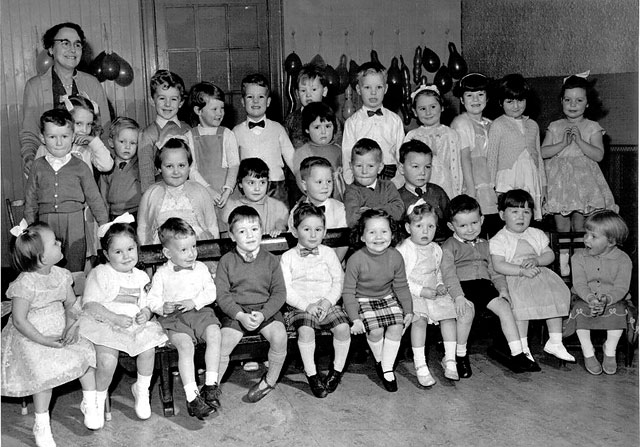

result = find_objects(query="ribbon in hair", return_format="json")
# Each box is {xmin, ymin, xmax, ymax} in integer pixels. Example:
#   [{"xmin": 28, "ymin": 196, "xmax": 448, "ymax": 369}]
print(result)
[
  {"xmin": 97, "ymin": 212, "xmax": 135, "ymax": 238},
  {"xmin": 563, "ymin": 70, "xmax": 590, "ymax": 84},
  {"xmin": 60, "ymin": 92, "xmax": 99, "ymax": 115},
  {"xmin": 407, "ymin": 198, "xmax": 427, "ymax": 215},
  {"xmin": 410, "ymin": 84, "xmax": 440, "ymax": 102},
  {"xmin": 9, "ymin": 219, "xmax": 29, "ymax": 237},
  {"xmin": 155, "ymin": 133, "xmax": 190, "ymax": 150}
]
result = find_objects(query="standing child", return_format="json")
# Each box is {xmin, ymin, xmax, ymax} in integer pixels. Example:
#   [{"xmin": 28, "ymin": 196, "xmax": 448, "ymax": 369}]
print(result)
[
  {"xmin": 79, "ymin": 219, "xmax": 167, "ymax": 424},
  {"xmin": 138, "ymin": 70, "xmax": 191, "ymax": 193},
  {"xmin": 490, "ymin": 189, "xmax": 573, "ymax": 366},
  {"xmin": 281, "ymin": 203, "xmax": 351, "ymax": 397},
  {"xmin": 487, "ymin": 74, "xmax": 546, "ymax": 220},
  {"xmin": 24, "ymin": 109, "xmax": 109, "ymax": 272},
  {"xmin": 397, "ymin": 201, "xmax": 465, "ymax": 385},
  {"xmin": 233, "ymin": 73, "xmax": 295, "ymax": 205},
  {"xmin": 404, "ymin": 85, "xmax": 465, "ymax": 198},
  {"xmin": 563, "ymin": 210, "xmax": 631, "ymax": 375},
  {"xmin": 2, "ymin": 222, "xmax": 99, "ymax": 447},
  {"xmin": 137, "ymin": 136, "xmax": 220, "ymax": 245},
  {"xmin": 146, "ymin": 218, "xmax": 222, "ymax": 418},
  {"xmin": 100, "ymin": 117, "xmax": 142, "ymax": 220},
  {"xmin": 215, "ymin": 206, "xmax": 288, "ymax": 403},
  {"xmin": 341, "ymin": 62, "xmax": 405, "ymax": 186},
  {"xmin": 343, "ymin": 209, "xmax": 413, "ymax": 392}
]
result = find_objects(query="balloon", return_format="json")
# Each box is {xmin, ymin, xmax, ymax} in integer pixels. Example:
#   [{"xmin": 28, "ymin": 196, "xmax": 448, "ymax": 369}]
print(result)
[
  {"xmin": 370, "ymin": 49, "xmax": 380, "ymax": 65},
  {"xmin": 434, "ymin": 64, "xmax": 453, "ymax": 94},
  {"xmin": 309, "ymin": 54, "xmax": 326, "ymax": 68},
  {"xmin": 90, "ymin": 51, "xmax": 107, "ymax": 82},
  {"xmin": 36, "ymin": 50, "xmax": 54, "ymax": 75},
  {"xmin": 447, "ymin": 42, "xmax": 468, "ymax": 79},
  {"xmin": 384, "ymin": 57, "xmax": 403, "ymax": 112},
  {"xmin": 422, "ymin": 47, "xmax": 440, "ymax": 73},
  {"xmin": 284, "ymin": 52, "xmax": 302, "ymax": 75},
  {"xmin": 348, "ymin": 60, "xmax": 359, "ymax": 89},
  {"xmin": 336, "ymin": 55, "xmax": 349, "ymax": 93},
  {"xmin": 112, "ymin": 52, "xmax": 134, "ymax": 87},
  {"xmin": 342, "ymin": 85, "xmax": 356, "ymax": 120},
  {"xmin": 412, "ymin": 46, "xmax": 422, "ymax": 85},
  {"xmin": 101, "ymin": 52, "xmax": 120, "ymax": 81},
  {"xmin": 387, "ymin": 57, "xmax": 402, "ymax": 88},
  {"xmin": 324, "ymin": 64, "xmax": 339, "ymax": 95}
]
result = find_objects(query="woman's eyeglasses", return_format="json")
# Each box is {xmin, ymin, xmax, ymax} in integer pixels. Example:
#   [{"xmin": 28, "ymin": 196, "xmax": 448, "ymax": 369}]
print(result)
[{"xmin": 53, "ymin": 39, "xmax": 83, "ymax": 51}]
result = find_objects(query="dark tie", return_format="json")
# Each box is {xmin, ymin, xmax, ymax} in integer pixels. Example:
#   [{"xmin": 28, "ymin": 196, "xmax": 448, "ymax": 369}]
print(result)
[
  {"xmin": 415, "ymin": 187, "xmax": 423, "ymax": 196},
  {"xmin": 119, "ymin": 161, "xmax": 127, "ymax": 170},
  {"xmin": 244, "ymin": 252, "xmax": 255, "ymax": 262},
  {"xmin": 248, "ymin": 120, "xmax": 265, "ymax": 129},
  {"xmin": 367, "ymin": 109, "xmax": 383, "ymax": 117},
  {"xmin": 300, "ymin": 247, "xmax": 319, "ymax": 257},
  {"xmin": 173, "ymin": 265, "xmax": 194, "ymax": 272}
]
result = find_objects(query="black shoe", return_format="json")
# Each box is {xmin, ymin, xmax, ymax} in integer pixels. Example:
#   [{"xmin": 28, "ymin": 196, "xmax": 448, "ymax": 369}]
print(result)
[
  {"xmin": 374, "ymin": 362, "xmax": 384, "ymax": 382},
  {"xmin": 324, "ymin": 369, "xmax": 344, "ymax": 394},
  {"xmin": 510, "ymin": 353, "xmax": 538, "ymax": 373},
  {"xmin": 307, "ymin": 374, "xmax": 328, "ymax": 398},
  {"xmin": 456, "ymin": 355, "xmax": 472, "ymax": 379},
  {"xmin": 201, "ymin": 384, "xmax": 221, "ymax": 410},
  {"xmin": 381, "ymin": 371, "xmax": 398, "ymax": 392},
  {"xmin": 187, "ymin": 394, "xmax": 214, "ymax": 419},
  {"xmin": 246, "ymin": 373, "xmax": 275, "ymax": 403}
]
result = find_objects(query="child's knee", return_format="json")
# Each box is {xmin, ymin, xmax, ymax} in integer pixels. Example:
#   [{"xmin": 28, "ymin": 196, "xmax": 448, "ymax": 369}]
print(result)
[
  {"xmin": 205, "ymin": 324, "xmax": 222, "ymax": 343},
  {"xmin": 367, "ymin": 328, "xmax": 384, "ymax": 341},
  {"xmin": 385, "ymin": 324, "xmax": 403, "ymax": 339},
  {"xmin": 297, "ymin": 326, "xmax": 315, "ymax": 342},
  {"xmin": 332, "ymin": 323, "xmax": 351, "ymax": 341}
]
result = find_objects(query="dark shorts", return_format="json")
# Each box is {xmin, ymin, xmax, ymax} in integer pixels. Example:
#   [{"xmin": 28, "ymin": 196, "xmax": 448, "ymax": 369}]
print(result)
[
  {"xmin": 158, "ymin": 307, "xmax": 220, "ymax": 344},
  {"xmin": 285, "ymin": 305, "xmax": 351, "ymax": 331},
  {"xmin": 220, "ymin": 310, "xmax": 284, "ymax": 335},
  {"xmin": 460, "ymin": 279, "xmax": 501, "ymax": 311},
  {"xmin": 358, "ymin": 295, "xmax": 404, "ymax": 332}
]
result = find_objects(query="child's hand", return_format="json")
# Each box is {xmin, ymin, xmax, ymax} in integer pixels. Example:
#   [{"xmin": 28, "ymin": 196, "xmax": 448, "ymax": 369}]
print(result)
[
  {"xmin": 306, "ymin": 302, "xmax": 324, "ymax": 320},
  {"xmin": 316, "ymin": 299, "xmax": 331, "ymax": 321},
  {"xmin": 436, "ymin": 284, "xmax": 448, "ymax": 296},
  {"xmin": 237, "ymin": 312, "xmax": 256, "ymax": 331},
  {"xmin": 208, "ymin": 187, "xmax": 222, "ymax": 205},
  {"xmin": 41, "ymin": 336, "xmax": 65, "ymax": 348},
  {"xmin": 61, "ymin": 324, "xmax": 79, "ymax": 345},
  {"xmin": 177, "ymin": 300, "xmax": 196, "ymax": 312},
  {"xmin": 520, "ymin": 258, "xmax": 539, "ymax": 269},
  {"xmin": 563, "ymin": 127, "xmax": 572, "ymax": 146},
  {"xmin": 268, "ymin": 229, "xmax": 282, "ymax": 238},
  {"xmin": 216, "ymin": 189, "xmax": 232, "ymax": 208},
  {"xmin": 250, "ymin": 311, "xmax": 265, "ymax": 327},
  {"xmin": 420, "ymin": 287, "xmax": 436, "ymax": 300},
  {"xmin": 135, "ymin": 308, "xmax": 151, "ymax": 324},
  {"xmin": 403, "ymin": 313, "xmax": 413, "ymax": 330},
  {"xmin": 111, "ymin": 314, "xmax": 133, "ymax": 328},
  {"xmin": 519, "ymin": 267, "xmax": 540, "ymax": 278},
  {"xmin": 163, "ymin": 302, "xmax": 179, "ymax": 315},
  {"xmin": 74, "ymin": 134, "xmax": 93, "ymax": 146},
  {"xmin": 569, "ymin": 126, "xmax": 584, "ymax": 145},
  {"xmin": 350, "ymin": 319, "xmax": 365, "ymax": 335},
  {"xmin": 454, "ymin": 296, "xmax": 471, "ymax": 317}
]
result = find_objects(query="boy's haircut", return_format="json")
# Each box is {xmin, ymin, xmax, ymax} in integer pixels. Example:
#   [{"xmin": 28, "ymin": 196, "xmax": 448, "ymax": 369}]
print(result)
[
  {"xmin": 100, "ymin": 223, "xmax": 138, "ymax": 253},
  {"xmin": 241, "ymin": 73, "xmax": 271, "ymax": 97},
  {"xmin": 237, "ymin": 157, "xmax": 269, "ymax": 182},
  {"xmin": 497, "ymin": 73, "xmax": 530, "ymax": 103},
  {"xmin": 585, "ymin": 210, "xmax": 629, "ymax": 245},
  {"xmin": 351, "ymin": 138, "xmax": 383, "ymax": 162},
  {"xmin": 10, "ymin": 222, "xmax": 50, "ymax": 273},
  {"xmin": 405, "ymin": 202, "xmax": 437, "ymax": 224},
  {"xmin": 497, "ymin": 189, "xmax": 534, "ymax": 211},
  {"xmin": 293, "ymin": 202, "xmax": 326, "ymax": 229},
  {"xmin": 446, "ymin": 194, "xmax": 481, "ymax": 221},
  {"xmin": 109, "ymin": 116, "xmax": 140, "ymax": 141},
  {"xmin": 300, "ymin": 156, "xmax": 332, "ymax": 181},
  {"xmin": 297, "ymin": 63, "xmax": 328, "ymax": 87},
  {"xmin": 302, "ymin": 102, "xmax": 336, "ymax": 131},
  {"xmin": 150, "ymin": 69, "xmax": 186, "ymax": 98},
  {"xmin": 228, "ymin": 205, "xmax": 262, "ymax": 232},
  {"xmin": 42, "ymin": 22, "xmax": 86, "ymax": 50},
  {"xmin": 187, "ymin": 81, "xmax": 225, "ymax": 124},
  {"xmin": 40, "ymin": 108, "xmax": 73, "ymax": 133},
  {"xmin": 351, "ymin": 208, "xmax": 398, "ymax": 248},
  {"xmin": 453, "ymin": 73, "xmax": 490, "ymax": 97},
  {"xmin": 154, "ymin": 137, "xmax": 193, "ymax": 169},
  {"xmin": 158, "ymin": 217, "xmax": 196, "ymax": 246},
  {"xmin": 399, "ymin": 139, "xmax": 432, "ymax": 163},
  {"xmin": 356, "ymin": 61, "xmax": 387, "ymax": 84}
]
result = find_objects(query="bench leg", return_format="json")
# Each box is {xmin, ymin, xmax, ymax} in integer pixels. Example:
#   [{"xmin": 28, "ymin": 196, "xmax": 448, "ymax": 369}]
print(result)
[
  {"xmin": 104, "ymin": 393, "xmax": 112, "ymax": 421},
  {"xmin": 21, "ymin": 398, "xmax": 28, "ymax": 415},
  {"xmin": 157, "ymin": 351, "xmax": 175, "ymax": 417}
]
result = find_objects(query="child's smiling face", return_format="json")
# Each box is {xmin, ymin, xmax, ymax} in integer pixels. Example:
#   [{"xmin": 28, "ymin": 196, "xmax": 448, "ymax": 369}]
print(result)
[
  {"xmin": 502, "ymin": 98, "xmax": 526, "ymax": 119},
  {"xmin": 302, "ymin": 166, "xmax": 333, "ymax": 205},
  {"xmin": 414, "ymin": 94, "xmax": 442, "ymax": 127},
  {"xmin": 196, "ymin": 97, "xmax": 225, "ymax": 127},
  {"xmin": 447, "ymin": 210, "xmax": 483, "ymax": 242},
  {"xmin": 294, "ymin": 215, "xmax": 326, "ymax": 250},
  {"xmin": 106, "ymin": 233, "xmax": 138, "ymax": 273},
  {"xmin": 584, "ymin": 227, "xmax": 615, "ymax": 257},
  {"xmin": 72, "ymin": 107, "xmax": 94, "ymax": 136},
  {"xmin": 361, "ymin": 216, "xmax": 392, "ymax": 254},
  {"xmin": 159, "ymin": 147, "xmax": 190, "ymax": 187},
  {"xmin": 562, "ymin": 87, "xmax": 588, "ymax": 121},
  {"xmin": 163, "ymin": 235, "xmax": 198, "ymax": 269},
  {"xmin": 242, "ymin": 84, "xmax": 271, "ymax": 120},
  {"xmin": 461, "ymin": 90, "xmax": 487, "ymax": 117},
  {"xmin": 152, "ymin": 86, "xmax": 184, "ymax": 121},
  {"xmin": 240, "ymin": 174, "xmax": 268, "ymax": 202},
  {"xmin": 230, "ymin": 217, "xmax": 262, "ymax": 253}
]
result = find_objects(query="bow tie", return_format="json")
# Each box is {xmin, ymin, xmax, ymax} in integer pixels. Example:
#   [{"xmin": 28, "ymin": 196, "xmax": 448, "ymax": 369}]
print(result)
[
  {"xmin": 248, "ymin": 120, "xmax": 265, "ymax": 129},
  {"xmin": 367, "ymin": 109, "xmax": 383, "ymax": 117},
  {"xmin": 300, "ymin": 247, "xmax": 319, "ymax": 257},
  {"xmin": 173, "ymin": 264, "xmax": 194, "ymax": 272},
  {"xmin": 463, "ymin": 239, "xmax": 479, "ymax": 246}
]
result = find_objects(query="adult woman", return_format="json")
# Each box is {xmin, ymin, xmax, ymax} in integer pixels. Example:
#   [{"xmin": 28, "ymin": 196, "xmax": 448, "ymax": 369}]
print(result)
[{"xmin": 20, "ymin": 22, "xmax": 110, "ymax": 177}]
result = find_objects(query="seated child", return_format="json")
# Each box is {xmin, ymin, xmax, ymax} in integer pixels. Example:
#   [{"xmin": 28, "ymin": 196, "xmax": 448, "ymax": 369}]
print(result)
[
  {"xmin": 146, "ymin": 218, "xmax": 222, "ymax": 419},
  {"xmin": 563, "ymin": 210, "xmax": 632, "ymax": 375},
  {"xmin": 137, "ymin": 136, "xmax": 220, "ymax": 245},
  {"xmin": 397, "ymin": 200, "xmax": 466, "ymax": 384},
  {"xmin": 343, "ymin": 138, "xmax": 405, "ymax": 227},
  {"xmin": 281, "ymin": 203, "xmax": 351, "ymax": 397},
  {"xmin": 100, "ymin": 117, "xmax": 142, "ymax": 220},
  {"xmin": 490, "ymin": 189, "xmax": 573, "ymax": 366},
  {"xmin": 397, "ymin": 139, "xmax": 450, "ymax": 240},
  {"xmin": 343, "ymin": 209, "xmax": 413, "ymax": 392},
  {"xmin": 215, "ymin": 206, "xmax": 288, "ymax": 403},
  {"xmin": 441, "ymin": 194, "xmax": 539, "ymax": 375},
  {"xmin": 222, "ymin": 157, "xmax": 289, "ymax": 238},
  {"xmin": 79, "ymin": 219, "xmax": 167, "ymax": 424}
]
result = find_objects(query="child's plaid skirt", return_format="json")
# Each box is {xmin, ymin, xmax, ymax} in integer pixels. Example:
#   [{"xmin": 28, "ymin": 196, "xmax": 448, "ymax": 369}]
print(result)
[
  {"xmin": 285, "ymin": 305, "xmax": 351, "ymax": 331},
  {"xmin": 358, "ymin": 294, "xmax": 404, "ymax": 332}
]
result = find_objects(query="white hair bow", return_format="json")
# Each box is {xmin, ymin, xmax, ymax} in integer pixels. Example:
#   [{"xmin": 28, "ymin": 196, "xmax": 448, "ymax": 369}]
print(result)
[
  {"xmin": 60, "ymin": 92, "xmax": 99, "ymax": 115},
  {"xmin": 410, "ymin": 84, "xmax": 440, "ymax": 102},
  {"xmin": 407, "ymin": 198, "xmax": 427, "ymax": 216},
  {"xmin": 9, "ymin": 219, "xmax": 29, "ymax": 238},
  {"xmin": 155, "ymin": 133, "xmax": 190, "ymax": 150},
  {"xmin": 563, "ymin": 70, "xmax": 590, "ymax": 84},
  {"xmin": 97, "ymin": 212, "xmax": 135, "ymax": 238}
]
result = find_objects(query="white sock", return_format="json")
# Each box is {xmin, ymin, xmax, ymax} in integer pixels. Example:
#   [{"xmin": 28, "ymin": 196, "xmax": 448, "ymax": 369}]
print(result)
[
  {"xmin": 576, "ymin": 330, "xmax": 595, "ymax": 357},
  {"xmin": 520, "ymin": 337, "xmax": 530, "ymax": 353},
  {"xmin": 333, "ymin": 338, "xmax": 351, "ymax": 372},
  {"xmin": 96, "ymin": 390, "xmax": 108, "ymax": 405},
  {"xmin": 297, "ymin": 339, "xmax": 317, "ymax": 376},
  {"xmin": 367, "ymin": 338, "xmax": 384, "ymax": 362},
  {"xmin": 548, "ymin": 332, "xmax": 563, "ymax": 345},
  {"xmin": 34, "ymin": 411, "xmax": 50, "ymax": 425},
  {"xmin": 508, "ymin": 340, "xmax": 523, "ymax": 356},
  {"xmin": 456, "ymin": 343, "xmax": 467, "ymax": 357},
  {"xmin": 444, "ymin": 342, "xmax": 456, "ymax": 361},
  {"xmin": 184, "ymin": 382, "xmax": 198, "ymax": 402},
  {"xmin": 604, "ymin": 330, "xmax": 623, "ymax": 356},
  {"xmin": 136, "ymin": 373, "xmax": 152, "ymax": 390},
  {"xmin": 381, "ymin": 338, "xmax": 401, "ymax": 376},
  {"xmin": 412, "ymin": 346, "xmax": 426, "ymax": 368},
  {"xmin": 82, "ymin": 390, "xmax": 96, "ymax": 405},
  {"xmin": 205, "ymin": 371, "xmax": 218, "ymax": 386}
]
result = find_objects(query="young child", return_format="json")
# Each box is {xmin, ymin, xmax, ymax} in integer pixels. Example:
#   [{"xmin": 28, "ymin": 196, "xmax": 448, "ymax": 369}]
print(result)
[
  {"xmin": 440, "ymin": 195, "xmax": 539, "ymax": 375},
  {"xmin": 24, "ymin": 109, "xmax": 109, "ymax": 272},
  {"xmin": 281, "ymin": 203, "xmax": 351, "ymax": 397},
  {"xmin": 215, "ymin": 206, "xmax": 288, "ymax": 403},
  {"xmin": 404, "ymin": 85, "xmax": 465, "ymax": 198},
  {"xmin": 563, "ymin": 210, "xmax": 632, "ymax": 375},
  {"xmin": 100, "ymin": 117, "xmax": 142, "ymax": 220},
  {"xmin": 487, "ymin": 74, "xmax": 546, "ymax": 220},
  {"xmin": 343, "ymin": 209, "xmax": 412, "ymax": 392},
  {"xmin": 185, "ymin": 81, "xmax": 240, "ymax": 210},
  {"xmin": 451, "ymin": 73, "xmax": 501, "ymax": 237},
  {"xmin": 221, "ymin": 157, "xmax": 289, "ymax": 238},
  {"xmin": 341, "ymin": 62, "xmax": 405, "ymax": 186},
  {"xmin": 137, "ymin": 136, "xmax": 220, "ymax": 245},
  {"xmin": 138, "ymin": 70, "xmax": 191, "ymax": 193},
  {"xmin": 79, "ymin": 219, "xmax": 167, "ymax": 424},
  {"xmin": 397, "ymin": 139, "xmax": 450, "ymax": 240},
  {"xmin": 490, "ymin": 189, "xmax": 573, "ymax": 365},
  {"xmin": 146, "ymin": 218, "xmax": 222, "ymax": 418},
  {"xmin": 2, "ymin": 222, "xmax": 99, "ymax": 447},
  {"xmin": 397, "ymin": 201, "xmax": 465, "ymax": 384},
  {"xmin": 232, "ymin": 73, "xmax": 295, "ymax": 205},
  {"xmin": 343, "ymin": 138, "xmax": 405, "ymax": 227}
]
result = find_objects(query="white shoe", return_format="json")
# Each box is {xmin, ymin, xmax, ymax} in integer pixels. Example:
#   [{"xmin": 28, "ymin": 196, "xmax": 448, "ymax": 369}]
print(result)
[
  {"xmin": 544, "ymin": 341, "xmax": 576, "ymax": 362},
  {"xmin": 560, "ymin": 253, "xmax": 570, "ymax": 277},
  {"xmin": 415, "ymin": 364, "xmax": 436, "ymax": 387},
  {"xmin": 243, "ymin": 361, "xmax": 260, "ymax": 372},
  {"xmin": 33, "ymin": 421, "xmax": 56, "ymax": 447},
  {"xmin": 441, "ymin": 358, "xmax": 460, "ymax": 381},
  {"xmin": 81, "ymin": 398, "xmax": 104, "ymax": 430},
  {"xmin": 131, "ymin": 383, "xmax": 151, "ymax": 420}
]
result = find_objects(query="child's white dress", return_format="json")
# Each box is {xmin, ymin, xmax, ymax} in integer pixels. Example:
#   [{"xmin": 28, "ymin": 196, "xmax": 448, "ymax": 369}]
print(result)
[
  {"xmin": 1, "ymin": 267, "xmax": 96, "ymax": 397},
  {"xmin": 79, "ymin": 264, "xmax": 168, "ymax": 356},
  {"xmin": 490, "ymin": 227, "xmax": 570, "ymax": 320}
]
